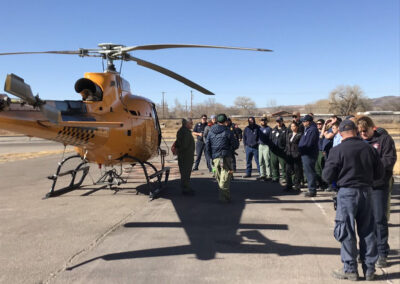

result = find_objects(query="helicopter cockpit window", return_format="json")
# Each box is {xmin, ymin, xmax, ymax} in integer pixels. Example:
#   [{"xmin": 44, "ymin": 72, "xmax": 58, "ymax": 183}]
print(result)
[{"xmin": 74, "ymin": 78, "xmax": 103, "ymax": 101}]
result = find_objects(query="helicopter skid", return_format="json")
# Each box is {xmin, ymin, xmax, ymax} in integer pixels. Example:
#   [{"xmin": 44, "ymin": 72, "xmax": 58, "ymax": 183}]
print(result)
[
  {"xmin": 45, "ymin": 154, "xmax": 89, "ymax": 198},
  {"xmin": 120, "ymin": 155, "xmax": 170, "ymax": 200}
]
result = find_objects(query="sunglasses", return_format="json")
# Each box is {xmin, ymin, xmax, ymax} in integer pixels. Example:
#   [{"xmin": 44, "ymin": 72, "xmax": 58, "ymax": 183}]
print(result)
[
  {"xmin": 317, "ymin": 123, "xmax": 322, "ymax": 125},
  {"xmin": 292, "ymin": 115, "xmax": 297, "ymax": 118}
]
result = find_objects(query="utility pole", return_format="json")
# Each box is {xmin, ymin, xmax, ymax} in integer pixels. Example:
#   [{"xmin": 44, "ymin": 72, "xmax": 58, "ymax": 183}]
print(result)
[
  {"xmin": 161, "ymin": 91, "xmax": 166, "ymax": 118},
  {"xmin": 190, "ymin": 90, "xmax": 193, "ymax": 118}
]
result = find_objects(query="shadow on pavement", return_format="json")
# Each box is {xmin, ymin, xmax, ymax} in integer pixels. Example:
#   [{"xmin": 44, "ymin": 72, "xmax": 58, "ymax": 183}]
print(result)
[{"xmin": 67, "ymin": 176, "xmax": 339, "ymax": 270}]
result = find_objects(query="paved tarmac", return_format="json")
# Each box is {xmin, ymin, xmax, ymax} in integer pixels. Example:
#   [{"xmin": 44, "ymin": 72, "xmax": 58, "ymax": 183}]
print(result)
[{"xmin": 0, "ymin": 138, "xmax": 399, "ymax": 283}]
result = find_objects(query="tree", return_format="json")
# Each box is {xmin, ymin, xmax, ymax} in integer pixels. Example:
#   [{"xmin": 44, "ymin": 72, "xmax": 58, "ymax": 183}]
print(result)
[
  {"xmin": 328, "ymin": 85, "xmax": 371, "ymax": 115},
  {"xmin": 233, "ymin": 96, "xmax": 256, "ymax": 115}
]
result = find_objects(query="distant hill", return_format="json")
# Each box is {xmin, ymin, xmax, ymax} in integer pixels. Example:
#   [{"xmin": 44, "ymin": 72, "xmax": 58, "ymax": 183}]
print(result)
[{"xmin": 369, "ymin": 96, "xmax": 400, "ymax": 111}]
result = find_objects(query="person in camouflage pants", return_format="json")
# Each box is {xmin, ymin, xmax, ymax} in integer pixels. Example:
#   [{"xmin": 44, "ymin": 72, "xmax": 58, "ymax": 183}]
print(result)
[{"xmin": 206, "ymin": 114, "xmax": 239, "ymax": 203}]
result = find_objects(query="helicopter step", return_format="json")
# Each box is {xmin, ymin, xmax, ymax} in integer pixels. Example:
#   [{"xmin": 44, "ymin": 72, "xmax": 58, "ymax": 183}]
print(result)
[{"xmin": 45, "ymin": 154, "xmax": 89, "ymax": 198}]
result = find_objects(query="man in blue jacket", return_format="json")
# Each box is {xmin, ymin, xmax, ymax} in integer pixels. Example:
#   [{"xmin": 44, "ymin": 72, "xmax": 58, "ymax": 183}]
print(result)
[
  {"xmin": 298, "ymin": 114, "xmax": 319, "ymax": 197},
  {"xmin": 206, "ymin": 113, "xmax": 239, "ymax": 202},
  {"xmin": 323, "ymin": 120, "xmax": 383, "ymax": 281},
  {"xmin": 242, "ymin": 117, "xmax": 260, "ymax": 178}
]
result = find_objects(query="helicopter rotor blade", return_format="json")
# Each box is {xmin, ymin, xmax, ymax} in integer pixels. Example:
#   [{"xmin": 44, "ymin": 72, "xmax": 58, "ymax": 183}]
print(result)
[
  {"xmin": 120, "ymin": 44, "xmax": 272, "ymax": 53},
  {"xmin": 0, "ymin": 49, "xmax": 103, "ymax": 57},
  {"xmin": 124, "ymin": 54, "xmax": 214, "ymax": 95}
]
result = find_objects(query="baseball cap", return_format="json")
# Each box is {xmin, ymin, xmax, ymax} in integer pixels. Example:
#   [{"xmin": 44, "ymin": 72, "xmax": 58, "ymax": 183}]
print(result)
[
  {"xmin": 275, "ymin": 116, "xmax": 283, "ymax": 122},
  {"xmin": 210, "ymin": 115, "xmax": 216, "ymax": 119},
  {"xmin": 217, "ymin": 113, "xmax": 227, "ymax": 123},
  {"xmin": 301, "ymin": 114, "xmax": 313, "ymax": 122},
  {"xmin": 339, "ymin": 120, "xmax": 357, "ymax": 132}
]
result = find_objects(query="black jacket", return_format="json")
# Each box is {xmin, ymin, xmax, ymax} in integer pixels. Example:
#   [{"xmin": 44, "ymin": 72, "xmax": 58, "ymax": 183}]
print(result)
[
  {"xmin": 270, "ymin": 125, "xmax": 287, "ymax": 154},
  {"xmin": 365, "ymin": 131, "xmax": 397, "ymax": 188},
  {"xmin": 285, "ymin": 132, "xmax": 302, "ymax": 158},
  {"xmin": 206, "ymin": 124, "xmax": 239, "ymax": 159},
  {"xmin": 322, "ymin": 136, "xmax": 383, "ymax": 188}
]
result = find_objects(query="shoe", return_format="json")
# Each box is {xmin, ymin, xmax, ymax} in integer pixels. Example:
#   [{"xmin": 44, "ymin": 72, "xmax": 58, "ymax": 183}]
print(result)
[
  {"xmin": 264, "ymin": 177, "xmax": 272, "ymax": 182},
  {"xmin": 304, "ymin": 192, "xmax": 316, "ymax": 197},
  {"xmin": 376, "ymin": 256, "xmax": 388, "ymax": 268},
  {"xmin": 293, "ymin": 184, "xmax": 301, "ymax": 191},
  {"xmin": 364, "ymin": 271, "xmax": 375, "ymax": 281},
  {"xmin": 331, "ymin": 268, "xmax": 358, "ymax": 281},
  {"xmin": 285, "ymin": 185, "xmax": 293, "ymax": 191},
  {"xmin": 192, "ymin": 168, "xmax": 199, "ymax": 171},
  {"xmin": 272, "ymin": 179, "xmax": 279, "ymax": 183},
  {"xmin": 182, "ymin": 190, "xmax": 195, "ymax": 196},
  {"xmin": 242, "ymin": 174, "xmax": 251, "ymax": 178},
  {"xmin": 256, "ymin": 176, "xmax": 266, "ymax": 181}
]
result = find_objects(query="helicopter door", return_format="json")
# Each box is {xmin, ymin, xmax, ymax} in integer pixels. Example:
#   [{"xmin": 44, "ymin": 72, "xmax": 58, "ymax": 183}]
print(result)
[{"xmin": 151, "ymin": 104, "xmax": 162, "ymax": 146}]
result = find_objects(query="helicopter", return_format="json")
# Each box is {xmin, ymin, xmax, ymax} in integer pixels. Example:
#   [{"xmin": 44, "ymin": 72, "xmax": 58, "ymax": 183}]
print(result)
[{"xmin": 0, "ymin": 43, "xmax": 271, "ymax": 198}]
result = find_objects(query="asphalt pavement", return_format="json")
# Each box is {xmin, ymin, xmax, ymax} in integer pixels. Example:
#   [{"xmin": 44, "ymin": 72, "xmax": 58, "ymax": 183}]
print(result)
[{"xmin": 0, "ymin": 138, "xmax": 399, "ymax": 283}]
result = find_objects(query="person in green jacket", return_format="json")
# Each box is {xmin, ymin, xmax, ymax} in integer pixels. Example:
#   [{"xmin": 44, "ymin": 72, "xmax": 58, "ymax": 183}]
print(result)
[{"xmin": 175, "ymin": 118, "xmax": 195, "ymax": 195}]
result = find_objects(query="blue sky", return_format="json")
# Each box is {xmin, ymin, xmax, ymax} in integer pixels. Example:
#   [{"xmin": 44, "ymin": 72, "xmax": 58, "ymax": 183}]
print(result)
[{"xmin": 0, "ymin": 0, "xmax": 398, "ymax": 108}]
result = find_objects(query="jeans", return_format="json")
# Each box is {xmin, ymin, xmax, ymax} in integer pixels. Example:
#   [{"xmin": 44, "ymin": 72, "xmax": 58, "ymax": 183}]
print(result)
[
  {"xmin": 371, "ymin": 187, "xmax": 390, "ymax": 257},
  {"xmin": 245, "ymin": 146, "xmax": 260, "ymax": 176},
  {"xmin": 301, "ymin": 155, "xmax": 317, "ymax": 193},
  {"xmin": 335, "ymin": 187, "xmax": 377, "ymax": 274}
]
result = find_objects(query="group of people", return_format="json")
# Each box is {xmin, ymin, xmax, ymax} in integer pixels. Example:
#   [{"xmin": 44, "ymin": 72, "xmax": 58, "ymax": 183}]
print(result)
[{"xmin": 173, "ymin": 111, "xmax": 397, "ymax": 281}]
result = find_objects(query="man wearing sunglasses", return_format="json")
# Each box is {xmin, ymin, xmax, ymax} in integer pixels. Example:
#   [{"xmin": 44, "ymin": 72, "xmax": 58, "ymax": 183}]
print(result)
[
  {"xmin": 192, "ymin": 114, "xmax": 208, "ymax": 171},
  {"xmin": 292, "ymin": 111, "xmax": 304, "ymax": 133},
  {"xmin": 357, "ymin": 116, "xmax": 397, "ymax": 269}
]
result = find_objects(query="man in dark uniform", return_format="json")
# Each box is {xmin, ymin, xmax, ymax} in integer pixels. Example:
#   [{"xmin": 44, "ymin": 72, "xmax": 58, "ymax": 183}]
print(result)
[
  {"xmin": 192, "ymin": 114, "xmax": 208, "ymax": 171},
  {"xmin": 269, "ymin": 117, "xmax": 287, "ymax": 182},
  {"xmin": 243, "ymin": 116, "xmax": 260, "ymax": 178},
  {"xmin": 357, "ymin": 116, "xmax": 397, "ymax": 268},
  {"xmin": 298, "ymin": 114, "xmax": 319, "ymax": 197},
  {"xmin": 226, "ymin": 118, "xmax": 240, "ymax": 171},
  {"xmin": 323, "ymin": 120, "xmax": 383, "ymax": 281},
  {"xmin": 176, "ymin": 118, "xmax": 195, "ymax": 195}
]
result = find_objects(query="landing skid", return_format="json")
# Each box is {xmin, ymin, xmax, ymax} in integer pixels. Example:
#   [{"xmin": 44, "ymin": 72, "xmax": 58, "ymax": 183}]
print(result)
[
  {"xmin": 119, "ymin": 153, "xmax": 170, "ymax": 200},
  {"xmin": 45, "ymin": 150, "xmax": 170, "ymax": 200},
  {"xmin": 46, "ymin": 154, "xmax": 89, "ymax": 198}
]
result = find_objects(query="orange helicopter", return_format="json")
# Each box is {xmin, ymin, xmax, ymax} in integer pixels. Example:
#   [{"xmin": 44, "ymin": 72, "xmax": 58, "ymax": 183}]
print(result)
[{"xmin": 0, "ymin": 43, "xmax": 271, "ymax": 198}]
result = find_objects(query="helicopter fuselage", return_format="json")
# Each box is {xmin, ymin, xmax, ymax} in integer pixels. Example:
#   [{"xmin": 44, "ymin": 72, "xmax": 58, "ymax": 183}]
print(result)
[{"xmin": 0, "ymin": 72, "xmax": 161, "ymax": 166}]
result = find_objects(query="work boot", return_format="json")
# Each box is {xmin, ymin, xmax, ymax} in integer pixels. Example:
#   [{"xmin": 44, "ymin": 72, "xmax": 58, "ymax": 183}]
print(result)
[
  {"xmin": 332, "ymin": 268, "xmax": 359, "ymax": 281},
  {"xmin": 364, "ymin": 271, "xmax": 375, "ymax": 281},
  {"xmin": 376, "ymin": 256, "xmax": 388, "ymax": 268}
]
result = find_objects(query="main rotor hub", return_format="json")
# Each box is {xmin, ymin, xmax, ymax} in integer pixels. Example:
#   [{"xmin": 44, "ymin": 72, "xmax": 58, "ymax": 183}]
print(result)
[{"xmin": 98, "ymin": 43, "xmax": 125, "ymax": 50}]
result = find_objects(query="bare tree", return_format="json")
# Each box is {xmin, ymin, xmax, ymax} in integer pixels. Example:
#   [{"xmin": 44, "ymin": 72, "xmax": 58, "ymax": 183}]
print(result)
[
  {"xmin": 233, "ymin": 96, "xmax": 256, "ymax": 115},
  {"xmin": 328, "ymin": 85, "xmax": 371, "ymax": 115}
]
